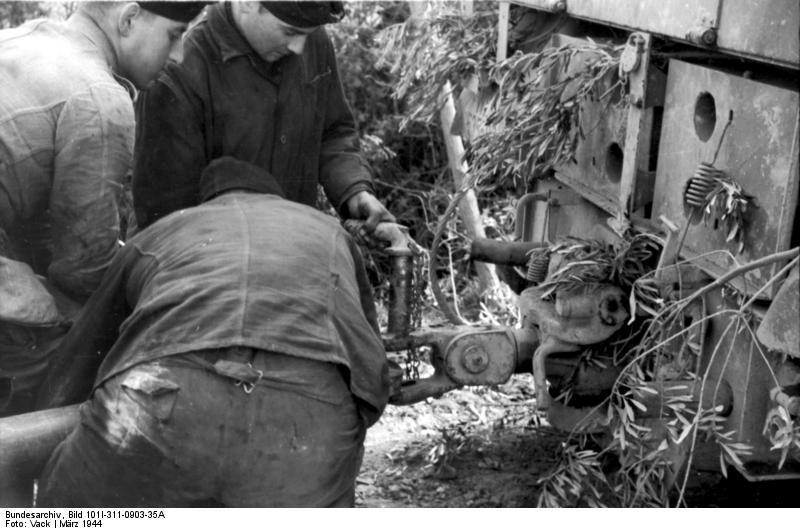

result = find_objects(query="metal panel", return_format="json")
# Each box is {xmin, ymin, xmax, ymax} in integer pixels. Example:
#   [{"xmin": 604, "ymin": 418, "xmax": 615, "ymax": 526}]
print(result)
[
  {"xmin": 549, "ymin": 34, "xmax": 630, "ymax": 216},
  {"xmin": 513, "ymin": 0, "xmax": 721, "ymax": 42},
  {"xmin": 550, "ymin": 33, "xmax": 660, "ymax": 217},
  {"xmin": 716, "ymin": 0, "xmax": 799, "ymax": 69},
  {"xmin": 512, "ymin": 0, "xmax": 799, "ymax": 69},
  {"xmin": 652, "ymin": 60, "xmax": 799, "ymax": 298}
]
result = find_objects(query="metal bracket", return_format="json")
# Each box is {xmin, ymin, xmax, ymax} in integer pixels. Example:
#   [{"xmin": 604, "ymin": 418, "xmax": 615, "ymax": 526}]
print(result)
[
  {"xmin": 618, "ymin": 32, "xmax": 654, "ymax": 218},
  {"xmin": 385, "ymin": 326, "xmax": 538, "ymax": 405},
  {"xmin": 619, "ymin": 33, "xmax": 645, "ymax": 80}
]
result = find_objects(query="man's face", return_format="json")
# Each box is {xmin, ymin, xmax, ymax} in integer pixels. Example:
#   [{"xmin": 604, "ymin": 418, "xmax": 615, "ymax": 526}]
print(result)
[
  {"xmin": 118, "ymin": 10, "xmax": 188, "ymax": 88},
  {"xmin": 234, "ymin": 2, "xmax": 317, "ymax": 63}
]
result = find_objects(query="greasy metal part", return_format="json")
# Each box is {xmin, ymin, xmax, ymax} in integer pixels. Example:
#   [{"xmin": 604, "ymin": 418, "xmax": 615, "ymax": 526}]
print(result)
[
  {"xmin": 384, "ymin": 326, "xmax": 540, "ymax": 405},
  {"xmin": 511, "ymin": 327, "xmax": 539, "ymax": 369},
  {"xmin": 469, "ymin": 238, "xmax": 547, "ymax": 266},
  {"xmin": 344, "ymin": 220, "xmax": 419, "ymax": 337},
  {"xmin": 445, "ymin": 328, "xmax": 521, "ymax": 386},
  {"xmin": 0, "ymin": 404, "xmax": 80, "ymax": 506},
  {"xmin": 520, "ymin": 285, "xmax": 628, "ymax": 410},
  {"xmin": 757, "ymin": 265, "xmax": 800, "ymax": 357},
  {"xmin": 514, "ymin": 188, "xmax": 583, "ymax": 244},
  {"xmin": 387, "ymin": 254, "xmax": 413, "ymax": 337},
  {"xmin": 532, "ymin": 336, "xmax": 581, "ymax": 410},
  {"xmin": 521, "ymin": 285, "xmax": 629, "ymax": 344},
  {"xmin": 514, "ymin": 193, "xmax": 549, "ymax": 242},
  {"xmin": 384, "ymin": 327, "xmax": 468, "ymax": 405},
  {"xmin": 526, "ymin": 250, "xmax": 551, "ymax": 284},
  {"xmin": 685, "ymin": 26, "xmax": 717, "ymax": 46},
  {"xmin": 652, "ymin": 60, "xmax": 799, "ymax": 299}
]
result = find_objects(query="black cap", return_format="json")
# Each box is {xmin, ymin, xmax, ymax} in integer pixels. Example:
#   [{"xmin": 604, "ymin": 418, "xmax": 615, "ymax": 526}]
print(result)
[
  {"xmin": 139, "ymin": 1, "xmax": 208, "ymax": 23},
  {"xmin": 260, "ymin": 1, "xmax": 345, "ymax": 28},
  {"xmin": 199, "ymin": 157, "xmax": 284, "ymax": 202}
]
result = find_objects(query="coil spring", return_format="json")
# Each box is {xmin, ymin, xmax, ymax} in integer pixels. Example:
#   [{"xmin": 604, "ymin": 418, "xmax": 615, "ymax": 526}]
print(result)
[
  {"xmin": 526, "ymin": 250, "xmax": 551, "ymax": 284},
  {"xmin": 684, "ymin": 162, "xmax": 725, "ymax": 209}
]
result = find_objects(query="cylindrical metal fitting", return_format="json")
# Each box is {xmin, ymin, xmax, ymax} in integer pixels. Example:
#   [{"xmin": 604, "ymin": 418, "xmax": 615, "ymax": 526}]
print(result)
[
  {"xmin": 387, "ymin": 255, "xmax": 413, "ymax": 336},
  {"xmin": 686, "ymin": 27, "xmax": 717, "ymax": 47},
  {"xmin": 462, "ymin": 346, "xmax": 489, "ymax": 374},
  {"xmin": 470, "ymin": 238, "xmax": 547, "ymax": 267},
  {"xmin": 526, "ymin": 250, "xmax": 551, "ymax": 284}
]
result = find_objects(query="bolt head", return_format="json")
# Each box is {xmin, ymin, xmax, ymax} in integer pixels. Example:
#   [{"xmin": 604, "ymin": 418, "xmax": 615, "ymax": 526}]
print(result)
[
  {"xmin": 701, "ymin": 28, "xmax": 717, "ymax": 46},
  {"xmin": 462, "ymin": 346, "xmax": 489, "ymax": 374}
]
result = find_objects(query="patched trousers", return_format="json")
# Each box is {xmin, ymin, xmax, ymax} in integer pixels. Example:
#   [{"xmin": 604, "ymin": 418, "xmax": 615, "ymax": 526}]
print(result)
[{"xmin": 37, "ymin": 347, "xmax": 366, "ymax": 507}]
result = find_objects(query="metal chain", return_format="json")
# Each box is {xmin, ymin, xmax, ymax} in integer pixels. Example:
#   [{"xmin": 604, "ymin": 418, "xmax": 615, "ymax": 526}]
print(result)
[{"xmin": 403, "ymin": 243, "xmax": 428, "ymax": 381}]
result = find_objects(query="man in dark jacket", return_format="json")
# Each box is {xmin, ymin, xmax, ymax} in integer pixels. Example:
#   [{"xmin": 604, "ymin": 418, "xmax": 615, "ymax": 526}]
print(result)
[
  {"xmin": 133, "ymin": 1, "xmax": 394, "ymax": 237},
  {"xmin": 37, "ymin": 157, "xmax": 390, "ymax": 507}
]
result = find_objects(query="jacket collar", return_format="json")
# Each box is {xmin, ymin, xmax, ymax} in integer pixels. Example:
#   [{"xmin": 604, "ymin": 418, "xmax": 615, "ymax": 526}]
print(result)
[
  {"xmin": 207, "ymin": 2, "xmax": 252, "ymax": 63},
  {"xmin": 207, "ymin": 3, "xmax": 316, "ymax": 83}
]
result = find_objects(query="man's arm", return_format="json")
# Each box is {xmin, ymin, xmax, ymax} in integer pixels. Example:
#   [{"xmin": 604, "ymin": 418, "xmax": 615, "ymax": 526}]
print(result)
[
  {"xmin": 35, "ymin": 243, "xmax": 136, "ymax": 409},
  {"xmin": 48, "ymin": 84, "xmax": 134, "ymax": 301},
  {"xmin": 317, "ymin": 31, "xmax": 394, "ymax": 231},
  {"xmin": 132, "ymin": 72, "xmax": 207, "ymax": 229}
]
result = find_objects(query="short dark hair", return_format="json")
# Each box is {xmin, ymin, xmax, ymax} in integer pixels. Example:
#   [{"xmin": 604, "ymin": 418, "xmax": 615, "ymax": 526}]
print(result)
[
  {"xmin": 138, "ymin": 1, "xmax": 207, "ymax": 23},
  {"xmin": 260, "ymin": 1, "xmax": 345, "ymax": 28}
]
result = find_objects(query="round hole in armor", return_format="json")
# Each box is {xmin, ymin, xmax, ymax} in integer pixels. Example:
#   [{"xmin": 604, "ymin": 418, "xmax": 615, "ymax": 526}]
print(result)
[
  {"xmin": 605, "ymin": 142, "xmax": 623, "ymax": 183},
  {"xmin": 693, "ymin": 92, "xmax": 716, "ymax": 142}
]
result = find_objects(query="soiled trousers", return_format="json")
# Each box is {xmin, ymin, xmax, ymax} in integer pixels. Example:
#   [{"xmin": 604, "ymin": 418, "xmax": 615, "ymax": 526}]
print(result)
[
  {"xmin": 37, "ymin": 348, "xmax": 365, "ymax": 507},
  {"xmin": 0, "ymin": 321, "xmax": 66, "ymax": 416}
]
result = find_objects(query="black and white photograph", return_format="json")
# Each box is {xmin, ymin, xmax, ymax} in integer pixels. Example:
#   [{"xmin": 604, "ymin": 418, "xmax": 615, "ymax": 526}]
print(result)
[{"xmin": 0, "ymin": 0, "xmax": 798, "ymax": 516}]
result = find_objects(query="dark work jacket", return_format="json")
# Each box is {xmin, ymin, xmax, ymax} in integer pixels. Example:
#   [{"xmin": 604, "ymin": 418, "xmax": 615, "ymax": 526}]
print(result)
[
  {"xmin": 132, "ymin": 3, "xmax": 373, "ymax": 228},
  {"xmin": 40, "ymin": 192, "xmax": 389, "ymax": 425}
]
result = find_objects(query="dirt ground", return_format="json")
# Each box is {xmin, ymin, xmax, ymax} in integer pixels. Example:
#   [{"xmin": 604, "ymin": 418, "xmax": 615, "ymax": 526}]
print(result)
[
  {"xmin": 355, "ymin": 373, "xmax": 563, "ymax": 508},
  {"xmin": 354, "ymin": 373, "xmax": 799, "ymax": 509}
]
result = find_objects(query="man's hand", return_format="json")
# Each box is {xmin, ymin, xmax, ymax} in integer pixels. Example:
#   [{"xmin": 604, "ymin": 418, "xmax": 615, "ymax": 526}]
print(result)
[
  {"xmin": 345, "ymin": 191, "xmax": 396, "ymax": 248},
  {"xmin": 346, "ymin": 191, "xmax": 395, "ymax": 230},
  {"xmin": 387, "ymin": 360, "xmax": 404, "ymax": 400}
]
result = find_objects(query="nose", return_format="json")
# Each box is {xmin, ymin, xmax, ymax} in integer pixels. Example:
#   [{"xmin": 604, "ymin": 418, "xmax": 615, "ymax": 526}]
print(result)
[
  {"xmin": 168, "ymin": 39, "xmax": 184, "ymax": 63},
  {"xmin": 286, "ymin": 35, "xmax": 308, "ymax": 55}
]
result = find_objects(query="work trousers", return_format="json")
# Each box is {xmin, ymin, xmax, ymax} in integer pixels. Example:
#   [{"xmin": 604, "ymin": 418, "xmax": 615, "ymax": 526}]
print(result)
[
  {"xmin": 38, "ymin": 347, "xmax": 366, "ymax": 507},
  {"xmin": 0, "ymin": 322, "xmax": 66, "ymax": 417}
]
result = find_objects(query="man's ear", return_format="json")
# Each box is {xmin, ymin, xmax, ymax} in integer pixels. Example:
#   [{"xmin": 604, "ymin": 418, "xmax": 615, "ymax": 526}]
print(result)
[
  {"xmin": 240, "ymin": 1, "xmax": 262, "ymax": 15},
  {"xmin": 117, "ymin": 2, "xmax": 142, "ymax": 37}
]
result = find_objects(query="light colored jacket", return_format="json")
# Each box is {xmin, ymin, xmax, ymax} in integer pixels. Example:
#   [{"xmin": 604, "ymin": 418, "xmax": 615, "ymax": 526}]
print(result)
[{"xmin": 0, "ymin": 18, "xmax": 134, "ymax": 301}]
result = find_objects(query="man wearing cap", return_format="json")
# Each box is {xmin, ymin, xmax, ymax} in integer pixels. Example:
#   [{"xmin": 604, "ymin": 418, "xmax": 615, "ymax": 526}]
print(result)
[
  {"xmin": 0, "ymin": 1, "xmax": 206, "ymax": 420},
  {"xmin": 133, "ymin": 1, "xmax": 394, "ymax": 239},
  {"xmin": 36, "ymin": 157, "xmax": 390, "ymax": 507}
]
